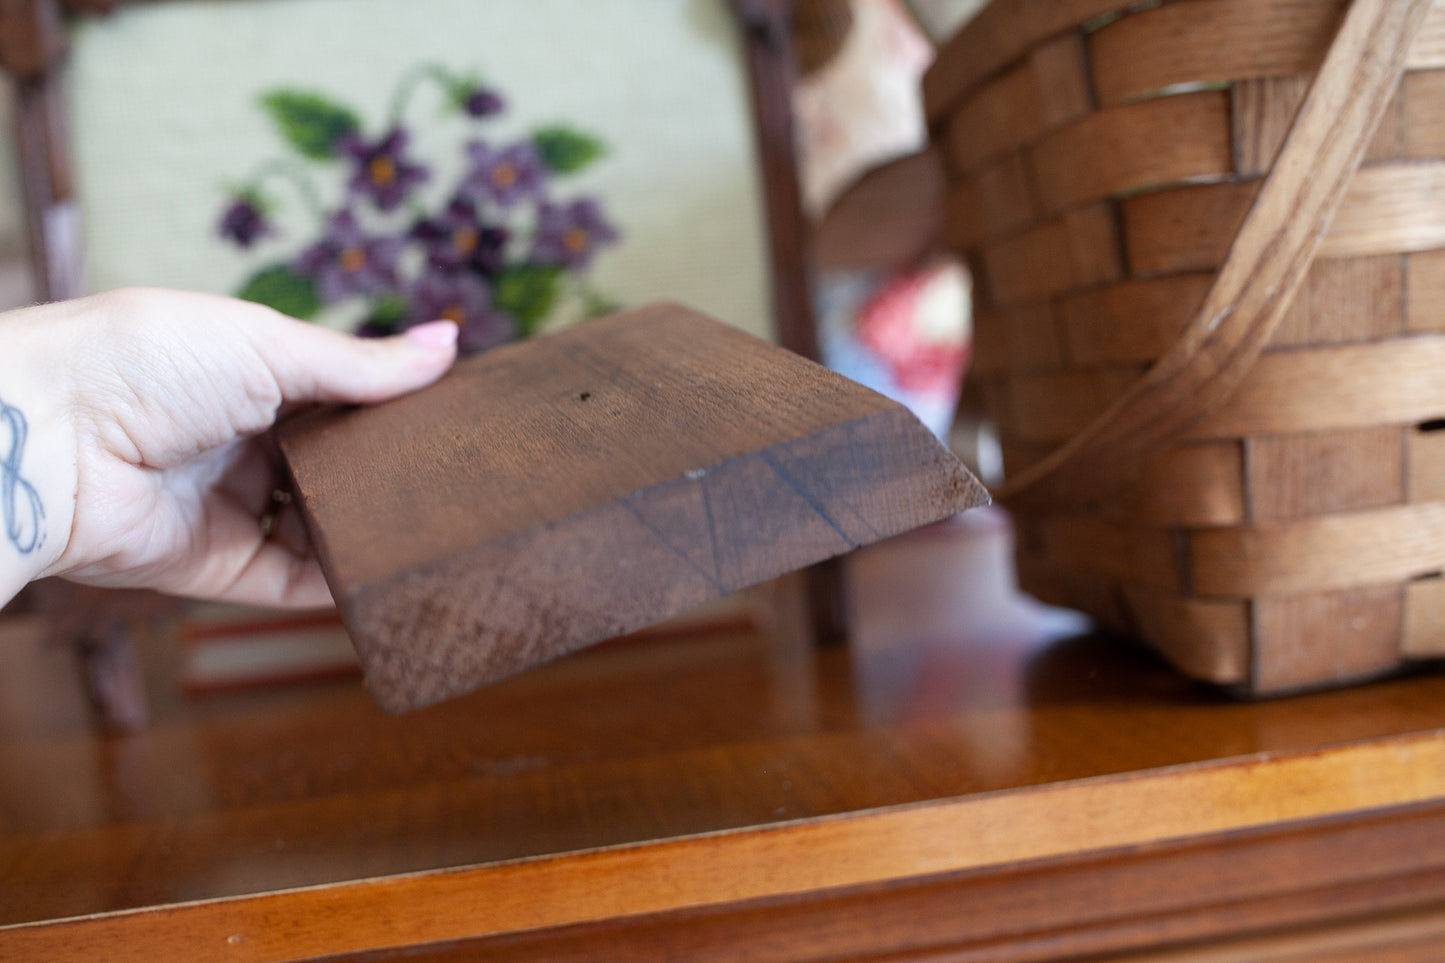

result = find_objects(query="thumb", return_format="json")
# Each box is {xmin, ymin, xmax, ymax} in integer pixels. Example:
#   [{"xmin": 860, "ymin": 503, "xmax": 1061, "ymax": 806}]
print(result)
[{"xmin": 253, "ymin": 314, "xmax": 460, "ymax": 406}]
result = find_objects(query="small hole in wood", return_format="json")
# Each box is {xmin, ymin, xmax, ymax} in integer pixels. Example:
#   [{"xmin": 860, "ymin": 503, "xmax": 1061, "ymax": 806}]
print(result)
[
  {"xmin": 579, "ymin": 392, "xmax": 592, "ymax": 402},
  {"xmin": 1418, "ymin": 419, "xmax": 1445, "ymax": 433}
]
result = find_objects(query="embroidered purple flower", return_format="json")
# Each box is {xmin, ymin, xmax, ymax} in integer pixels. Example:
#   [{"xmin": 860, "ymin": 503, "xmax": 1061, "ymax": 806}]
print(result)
[
  {"xmin": 463, "ymin": 141, "xmax": 545, "ymax": 207},
  {"xmin": 531, "ymin": 198, "xmax": 619, "ymax": 270},
  {"xmin": 461, "ymin": 86, "xmax": 505, "ymax": 118},
  {"xmin": 407, "ymin": 272, "xmax": 514, "ymax": 354},
  {"xmin": 411, "ymin": 197, "xmax": 509, "ymax": 276},
  {"xmin": 217, "ymin": 195, "xmax": 273, "ymax": 248},
  {"xmin": 338, "ymin": 128, "xmax": 430, "ymax": 211},
  {"xmin": 295, "ymin": 211, "xmax": 403, "ymax": 303}
]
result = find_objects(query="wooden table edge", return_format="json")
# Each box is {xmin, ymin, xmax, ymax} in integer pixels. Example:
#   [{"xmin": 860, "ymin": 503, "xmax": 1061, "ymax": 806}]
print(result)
[{"xmin": 6, "ymin": 728, "xmax": 1445, "ymax": 961}]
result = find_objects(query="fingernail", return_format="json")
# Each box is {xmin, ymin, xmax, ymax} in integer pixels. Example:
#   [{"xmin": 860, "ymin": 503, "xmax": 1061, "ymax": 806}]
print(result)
[{"xmin": 405, "ymin": 320, "xmax": 459, "ymax": 350}]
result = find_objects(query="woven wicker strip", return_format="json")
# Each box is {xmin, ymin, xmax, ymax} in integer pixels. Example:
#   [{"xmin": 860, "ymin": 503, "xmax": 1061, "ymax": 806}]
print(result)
[{"xmin": 929, "ymin": 0, "xmax": 1445, "ymax": 693}]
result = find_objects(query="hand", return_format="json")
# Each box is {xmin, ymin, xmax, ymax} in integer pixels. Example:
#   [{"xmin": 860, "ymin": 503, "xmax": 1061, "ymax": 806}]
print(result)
[{"xmin": 0, "ymin": 288, "xmax": 457, "ymax": 609}]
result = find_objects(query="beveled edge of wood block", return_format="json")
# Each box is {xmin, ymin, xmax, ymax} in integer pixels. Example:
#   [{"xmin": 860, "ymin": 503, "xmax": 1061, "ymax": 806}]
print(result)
[
  {"xmin": 280, "ymin": 304, "xmax": 988, "ymax": 712},
  {"xmin": 349, "ymin": 404, "xmax": 986, "ymax": 713}
]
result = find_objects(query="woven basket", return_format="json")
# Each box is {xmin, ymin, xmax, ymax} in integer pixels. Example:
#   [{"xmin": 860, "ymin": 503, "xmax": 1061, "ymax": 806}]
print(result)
[{"xmin": 926, "ymin": 0, "xmax": 1445, "ymax": 693}]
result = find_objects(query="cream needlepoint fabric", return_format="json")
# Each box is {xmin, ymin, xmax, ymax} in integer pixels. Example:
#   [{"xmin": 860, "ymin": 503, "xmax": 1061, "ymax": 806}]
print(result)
[{"xmin": 66, "ymin": 0, "xmax": 772, "ymax": 341}]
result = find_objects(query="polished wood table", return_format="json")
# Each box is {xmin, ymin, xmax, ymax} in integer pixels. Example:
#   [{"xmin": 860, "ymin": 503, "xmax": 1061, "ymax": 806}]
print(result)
[{"xmin": 5, "ymin": 509, "xmax": 1445, "ymax": 961}]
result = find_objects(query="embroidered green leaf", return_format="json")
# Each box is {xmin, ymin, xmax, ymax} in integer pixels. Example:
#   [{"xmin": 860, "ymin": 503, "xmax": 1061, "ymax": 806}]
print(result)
[
  {"xmin": 533, "ymin": 126, "xmax": 606, "ymax": 175},
  {"xmin": 236, "ymin": 264, "xmax": 322, "ymax": 320},
  {"xmin": 260, "ymin": 90, "xmax": 361, "ymax": 160},
  {"xmin": 494, "ymin": 264, "xmax": 564, "ymax": 336}
]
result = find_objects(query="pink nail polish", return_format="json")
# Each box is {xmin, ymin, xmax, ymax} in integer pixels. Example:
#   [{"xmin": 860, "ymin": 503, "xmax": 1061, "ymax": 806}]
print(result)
[{"xmin": 405, "ymin": 320, "xmax": 459, "ymax": 350}]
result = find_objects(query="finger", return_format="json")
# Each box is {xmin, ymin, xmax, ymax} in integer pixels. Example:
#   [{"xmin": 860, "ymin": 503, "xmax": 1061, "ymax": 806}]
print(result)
[
  {"xmin": 209, "ymin": 540, "xmax": 334, "ymax": 610},
  {"xmin": 249, "ymin": 311, "xmax": 459, "ymax": 406},
  {"xmin": 162, "ymin": 497, "xmax": 334, "ymax": 609}
]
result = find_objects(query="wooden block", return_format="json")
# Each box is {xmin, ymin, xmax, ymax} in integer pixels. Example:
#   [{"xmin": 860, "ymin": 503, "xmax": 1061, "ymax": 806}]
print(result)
[
  {"xmin": 1231, "ymin": 76, "xmax": 1310, "ymax": 178},
  {"xmin": 1122, "ymin": 585, "xmax": 1250, "ymax": 685},
  {"xmin": 1403, "ymin": 576, "xmax": 1445, "ymax": 655},
  {"xmin": 1247, "ymin": 427, "xmax": 1406, "ymax": 522},
  {"xmin": 1252, "ymin": 585, "xmax": 1404, "ymax": 694},
  {"xmin": 1058, "ymin": 274, "xmax": 1211, "ymax": 365},
  {"xmin": 280, "ymin": 304, "xmax": 987, "ymax": 712},
  {"xmin": 1406, "ymin": 247, "xmax": 1445, "ymax": 331},
  {"xmin": 1272, "ymin": 254, "xmax": 1404, "ymax": 347},
  {"xmin": 1028, "ymin": 90, "xmax": 1232, "ymax": 215}
]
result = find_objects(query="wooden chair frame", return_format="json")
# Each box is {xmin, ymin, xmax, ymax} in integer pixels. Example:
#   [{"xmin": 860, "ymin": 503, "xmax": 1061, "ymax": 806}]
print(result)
[{"xmin": 0, "ymin": 0, "xmax": 849, "ymax": 725}]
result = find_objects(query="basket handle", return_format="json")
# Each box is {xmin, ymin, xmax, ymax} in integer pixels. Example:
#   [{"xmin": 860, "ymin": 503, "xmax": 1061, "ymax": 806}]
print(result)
[{"xmin": 997, "ymin": 0, "xmax": 1434, "ymax": 513}]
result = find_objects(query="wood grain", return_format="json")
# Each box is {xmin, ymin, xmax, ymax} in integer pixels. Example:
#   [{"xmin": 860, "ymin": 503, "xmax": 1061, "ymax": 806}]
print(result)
[
  {"xmin": 290, "ymin": 810, "xmax": 1445, "ymax": 962},
  {"xmin": 1028, "ymin": 90, "xmax": 1233, "ymax": 215},
  {"xmin": 939, "ymin": 30, "xmax": 1092, "ymax": 175},
  {"xmin": 1272, "ymin": 254, "xmax": 1404, "ymax": 347},
  {"xmin": 279, "ymin": 304, "xmax": 984, "ymax": 712},
  {"xmin": 13, "ymin": 720, "xmax": 1445, "ymax": 961},
  {"xmin": 1195, "ymin": 336, "xmax": 1445, "ymax": 439},
  {"xmin": 1034, "ymin": 514, "xmax": 1181, "ymax": 590},
  {"xmin": 1005, "ymin": 364, "xmax": 1143, "ymax": 445},
  {"xmin": 1409, "ymin": 425, "xmax": 1445, "ymax": 501},
  {"xmin": 980, "ymin": 202, "xmax": 1123, "ymax": 306},
  {"xmin": 1120, "ymin": 179, "xmax": 1255, "ymax": 277},
  {"xmin": 1252, "ymin": 586, "xmax": 1405, "ymax": 692},
  {"xmin": 1404, "ymin": 577, "xmax": 1445, "ymax": 655},
  {"xmin": 1403, "ymin": 68, "xmax": 1445, "ymax": 157},
  {"xmin": 1109, "ymin": 440, "xmax": 1245, "ymax": 527},
  {"xmin": 1124, "ymin": 162, "xmax": 1445, "ymax": 278},
  {"xmin": 922, "ymin": 0, "xmax": 1119, "ymax": 126},
  {"xmin": 10, "ymin": 521, "xmax": 1445, "ymax": 959},
  {"xmin": 1247, "ymin": 427, "xmax": 1406, "ymax": 522},
  {"xmin": 1406, "ymin": 247, "xmax": 1445, "ymax": 331},
  {"xmin": 942, "ymin": 152, "xmax": 1038, "ymax": 251},
  {"xmin": 1231, "ymin": 75, "xmax": 1313, "ymax": 178},
  {"xmin": 1190, "ymin": 502, "xmax": 1445, "ymax": 597},
  {"xmin": 1122, "ymin": 584, "xmax": 1250, "ymax": 684},
  {"xmin": 1058, "ymin": 274, "xmax": 1212, "ymax": 366},
  {"xmin": 1089, "ymin": 0, "xmax": 1348, "ymax": 108},
  {"xmin": 970, "ymin": 301, "xmax": 1064, "ymax": 375}
]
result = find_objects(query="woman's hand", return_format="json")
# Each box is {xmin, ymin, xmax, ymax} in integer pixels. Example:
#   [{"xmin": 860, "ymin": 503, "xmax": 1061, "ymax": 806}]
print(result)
[{"xmin": 0, "ymin": 287, "xmax": 457, "ymax": 608}]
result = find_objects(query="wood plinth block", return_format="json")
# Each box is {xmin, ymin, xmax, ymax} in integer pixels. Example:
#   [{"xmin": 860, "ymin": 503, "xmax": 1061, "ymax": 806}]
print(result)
[{"xmin": 280, "ymin": 303, "xmax": 986, "ymax": 712}]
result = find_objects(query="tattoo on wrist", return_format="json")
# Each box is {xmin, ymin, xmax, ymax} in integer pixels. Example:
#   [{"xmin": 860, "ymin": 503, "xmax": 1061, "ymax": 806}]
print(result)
[{"xmin": 1, "ymin": 395, "xmax": 43, "ymax": 555}]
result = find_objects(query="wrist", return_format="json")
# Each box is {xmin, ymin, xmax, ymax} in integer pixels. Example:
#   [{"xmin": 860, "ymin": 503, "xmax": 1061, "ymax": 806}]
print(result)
[{"xmin": 0, "ymin": 306, "xmax": 79, "ymax": 601}]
